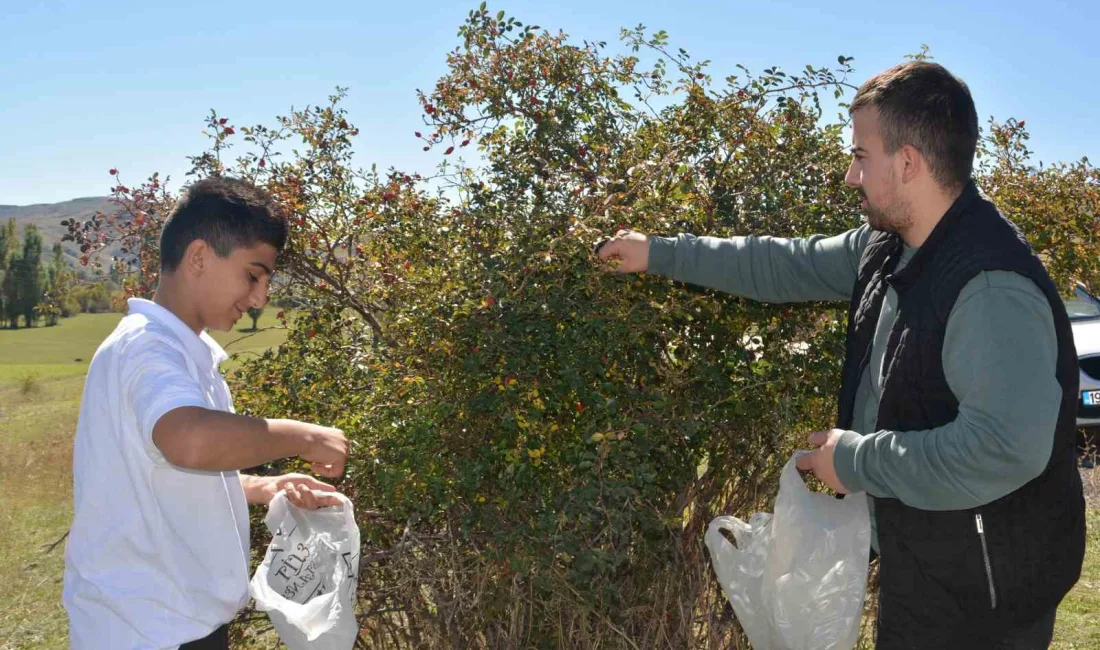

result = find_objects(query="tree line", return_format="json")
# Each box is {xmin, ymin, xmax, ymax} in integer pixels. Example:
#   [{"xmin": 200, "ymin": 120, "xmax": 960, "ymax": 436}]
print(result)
[{"xmin": 0, "ymin": 218, "xmax": 117, "ymax": 328}]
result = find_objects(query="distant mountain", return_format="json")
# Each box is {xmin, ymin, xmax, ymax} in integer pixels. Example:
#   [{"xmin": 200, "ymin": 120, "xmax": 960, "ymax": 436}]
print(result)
[{"xmin": 0, "ymin": 197, "xmax": 118, "ymax": 270}]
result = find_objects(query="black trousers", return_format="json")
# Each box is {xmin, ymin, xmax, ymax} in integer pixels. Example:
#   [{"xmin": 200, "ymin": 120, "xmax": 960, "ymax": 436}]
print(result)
[
  {"xmin": 869, "ymin": 547, "xmax": 1057, "ymax": 650},
  {"xmin": 877, "ymin": 606, "xmax": 1057, "ymax": 650},
  {"xmin": 179, "ymin": 624, "xmax": 229, "ymax": 650},
  {"xmin": 989, "ymin": 607, "xmax": 1057, "ymax": 650}
]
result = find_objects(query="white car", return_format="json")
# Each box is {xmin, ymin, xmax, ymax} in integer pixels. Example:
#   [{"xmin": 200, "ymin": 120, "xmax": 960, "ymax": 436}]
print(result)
[{"xmin": 1067, "ymin": 284, "xmax": 1100, "ymax": 430}]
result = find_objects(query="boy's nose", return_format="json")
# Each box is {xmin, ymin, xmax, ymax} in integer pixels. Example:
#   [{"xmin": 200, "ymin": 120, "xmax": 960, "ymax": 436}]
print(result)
[{"xmin": 250, "ymin": 287, "xmax": 268, "ymax": 309}]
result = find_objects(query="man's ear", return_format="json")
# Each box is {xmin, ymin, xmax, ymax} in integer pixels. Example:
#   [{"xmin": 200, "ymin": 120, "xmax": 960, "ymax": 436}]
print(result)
[
  {"xmin": 181, "ymin": 239, "xmax": 210, "ymax": 277},
  {"xmin": 899, "ymin": 144, "xmax": 923, "ymax": 184}
]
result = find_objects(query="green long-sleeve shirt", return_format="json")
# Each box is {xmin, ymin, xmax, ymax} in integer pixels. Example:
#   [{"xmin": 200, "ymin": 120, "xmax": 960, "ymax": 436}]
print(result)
[{"xmin": 648, "ymin": 226, "xmax": 1061, "ymax": 544}]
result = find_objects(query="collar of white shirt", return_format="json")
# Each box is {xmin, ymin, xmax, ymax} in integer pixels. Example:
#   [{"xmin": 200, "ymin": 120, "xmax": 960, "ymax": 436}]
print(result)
[{"xmin": 126, "ymin": 298, "xmax": 229, "ymax": 372}]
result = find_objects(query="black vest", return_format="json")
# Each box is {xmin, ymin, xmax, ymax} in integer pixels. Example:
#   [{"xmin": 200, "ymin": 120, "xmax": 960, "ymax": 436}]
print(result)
[{"xmin": 837, "ymin": 182, "xmax": 1085, "ymax": 640}]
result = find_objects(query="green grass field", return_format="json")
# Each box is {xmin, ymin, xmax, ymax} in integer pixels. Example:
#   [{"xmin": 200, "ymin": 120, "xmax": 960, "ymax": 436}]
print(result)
[
  {"xmin": 0, "ymin": 310, "xmax": 290, "ymax": 382},
  {"xmin": 0, "ymin": 312, "xmax": 1097, "ymax": 649}
]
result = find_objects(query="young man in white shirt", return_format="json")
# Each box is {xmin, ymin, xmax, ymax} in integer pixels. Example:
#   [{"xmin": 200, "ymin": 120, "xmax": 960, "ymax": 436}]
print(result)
[{"xmin": 63, "ymin": 177, "xmax": 351, "ymax": 649}]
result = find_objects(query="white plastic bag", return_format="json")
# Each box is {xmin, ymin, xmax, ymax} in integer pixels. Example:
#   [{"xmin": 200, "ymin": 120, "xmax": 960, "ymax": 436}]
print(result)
[
  {"xmin": 705, "ymin": 453, "xmax": 871, "ymax": 650},
  {"xmin": 250, "ymin": 491, "xmax": 360, "ymax": 649}
]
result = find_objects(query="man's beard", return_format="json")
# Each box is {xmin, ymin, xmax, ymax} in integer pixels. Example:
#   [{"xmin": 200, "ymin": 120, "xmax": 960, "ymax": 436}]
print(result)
[{"xmin": 862, "ymin": 189, "xmax": 913, "ymax": 234}]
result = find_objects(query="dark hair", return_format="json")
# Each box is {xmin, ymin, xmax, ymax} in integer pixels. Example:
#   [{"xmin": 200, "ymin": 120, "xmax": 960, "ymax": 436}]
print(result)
[
  {"xmin": 850, "ymin": 61, "xmax": 979, "ymax": 191},
  {"xmin": 159, "ymin": 176, "xmax": 287, "ymax": 271}
]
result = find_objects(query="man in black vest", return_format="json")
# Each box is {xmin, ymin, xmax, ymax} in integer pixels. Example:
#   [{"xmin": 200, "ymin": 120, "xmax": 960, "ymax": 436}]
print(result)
[{"xmin": 598, "ymin": 61, "xmax": 1085, "ymax": 649}]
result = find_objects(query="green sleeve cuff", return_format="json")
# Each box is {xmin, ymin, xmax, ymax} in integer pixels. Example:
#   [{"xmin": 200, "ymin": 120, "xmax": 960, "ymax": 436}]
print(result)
[
  {"xmin": 647, "ymin": 235, "xmax": 677, "ymax": 278},
  {"xmin": 833, "ymin": 429, "xmax": 866, "ymax": 494}
]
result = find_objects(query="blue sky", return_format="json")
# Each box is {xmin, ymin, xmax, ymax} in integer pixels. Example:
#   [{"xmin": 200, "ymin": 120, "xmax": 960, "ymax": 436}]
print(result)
[{"xmin": 2, "ymin": 0, "xmax": 1097, "ymax": 205}]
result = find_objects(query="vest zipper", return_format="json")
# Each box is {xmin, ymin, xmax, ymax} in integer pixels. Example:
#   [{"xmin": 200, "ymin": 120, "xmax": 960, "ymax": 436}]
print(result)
[{"xmin": 976, "ymin": 513, "xmax": 997, "ymax": 610}]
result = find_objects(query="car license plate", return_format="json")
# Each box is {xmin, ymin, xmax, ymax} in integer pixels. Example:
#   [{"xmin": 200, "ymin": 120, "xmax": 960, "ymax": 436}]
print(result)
[{"xmin": 1085, "ymin": 390, "xmax": 1100, "ymax": 407}]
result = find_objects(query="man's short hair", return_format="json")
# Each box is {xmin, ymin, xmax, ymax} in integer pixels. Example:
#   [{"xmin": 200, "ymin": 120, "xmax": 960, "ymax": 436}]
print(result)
[{"xmin": 851, "ymin": 61, "xmax": 979, "ymax": 190}]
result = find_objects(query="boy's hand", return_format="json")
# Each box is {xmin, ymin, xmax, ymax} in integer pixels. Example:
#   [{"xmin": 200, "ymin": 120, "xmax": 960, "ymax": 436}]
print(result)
[
  {"xmin": 242, "ymin": 473, "xmax": 344, "ymax": 508},
  {"xmin": 275, "ymin": 473, "xmax": 344, "ymax": 509},
  {"xmin": 295, "ymin": 422, "xmax": 350, "ymax": 477},
  {"xmin": 596, "ymin": 229, "xmax": 650, "ymax": 274}
]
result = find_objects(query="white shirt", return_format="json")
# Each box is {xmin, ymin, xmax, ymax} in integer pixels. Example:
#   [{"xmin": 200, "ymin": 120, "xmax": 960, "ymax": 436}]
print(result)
[{"xmin": 63, "ymin": 298, "xmax": 251, "ymax": 649}]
